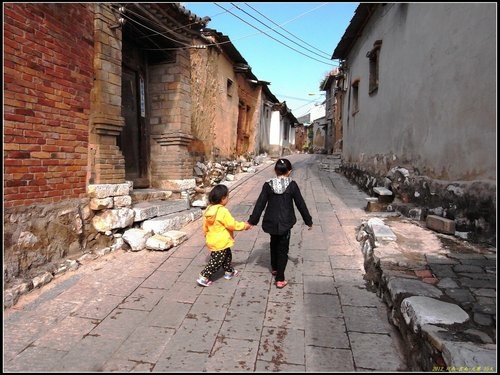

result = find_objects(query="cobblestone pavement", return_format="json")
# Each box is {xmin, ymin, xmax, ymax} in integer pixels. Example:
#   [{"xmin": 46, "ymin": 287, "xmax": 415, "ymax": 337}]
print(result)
[{"xmin": 3, "ymin": 153, "xmax": 419, "ymax": 372}]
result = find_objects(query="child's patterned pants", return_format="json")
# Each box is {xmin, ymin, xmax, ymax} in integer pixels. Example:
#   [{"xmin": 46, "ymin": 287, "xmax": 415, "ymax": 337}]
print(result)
[{"xmin": 200, "ymin": 248, "xmax": 233, "ymax": 279}]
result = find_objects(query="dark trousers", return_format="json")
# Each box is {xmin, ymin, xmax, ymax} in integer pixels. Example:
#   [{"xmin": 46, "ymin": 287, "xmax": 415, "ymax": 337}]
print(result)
[
  {"xmin": 200, "ymin": 248, "xmax": 233, "ymax": 279},
  {"xmin": 270, "ymin": 230, "xmax": 291, "ymax": 282}
]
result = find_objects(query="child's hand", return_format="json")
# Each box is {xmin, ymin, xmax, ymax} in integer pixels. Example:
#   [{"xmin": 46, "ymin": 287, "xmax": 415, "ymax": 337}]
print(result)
[
  {"xmin": 308, "ymin": 225, "xmax": 312, "ymax": 231},
  {"xmin": 245, "ymin": 222, "xmax": 253, "ymax": 230}
]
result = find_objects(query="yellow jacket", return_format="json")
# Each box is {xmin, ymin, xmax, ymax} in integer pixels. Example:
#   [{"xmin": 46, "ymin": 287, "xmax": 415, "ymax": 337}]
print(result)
[{"xmin": 203, "ymin": 204, "xmax": 247, "ymax": 251}]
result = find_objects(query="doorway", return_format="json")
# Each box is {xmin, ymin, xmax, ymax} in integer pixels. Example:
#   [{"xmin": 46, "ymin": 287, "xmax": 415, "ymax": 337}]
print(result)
[{"xmin": 119, "ymin": 44, "xmax": 149, "ymax": 188}]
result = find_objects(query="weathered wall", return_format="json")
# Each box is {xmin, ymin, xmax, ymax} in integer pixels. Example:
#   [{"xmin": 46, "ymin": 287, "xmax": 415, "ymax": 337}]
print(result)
[
  {"xmin": 213, "ymin": 54, "xmax": 240, "ymax": 159},
  {"xmin": 312, "ymin": 122, "xmax": 326, "ymax": 152},
  {"xmin": 268, "ymin": 110, "xmax": 283, "ymax": 157},
  {"xmin": 190, "ymin": 47, "xmax": 218, "ymax": 160},
  {"xmin": 2, "ymin": 198, "xmax": 114, "ymax": 286},
  {"xmin": 340, "ymin": 162, "xmax": 496, "ymax": 244},
  {"xmin": 3, "ymin": 4, "xmax": 125, "ymax": 285},
  {"xmin": 342, "ymin": 3, "xmax": 496, "ymax": 181},
  {"xmin": 190, "ymin": 46, "xmax": 239, "ymax": 160},
  {"xmin": 235, "ymin": 74, "xmax": 261, "ymax": 156},
  {"xmin": 256, "ymin": 101, "xmax": 273, "ymax": 155},
  {"xmin": 294, "ymin": 124, "xmax": 307, "ymax": 152},
  {"xmin": 338, "ymin": 3, "xmax": 496, "ymax": 244},
  {"xmin": 149, "ymin": 48, "xmax": 195, "ymax": 184},
  {"xmin": 88, "ymin": 3, "xmax": 126, "ymax": 185},
  {"xmin": 190, "ymin": 44, "xmax": 262, "ymax": 161}
]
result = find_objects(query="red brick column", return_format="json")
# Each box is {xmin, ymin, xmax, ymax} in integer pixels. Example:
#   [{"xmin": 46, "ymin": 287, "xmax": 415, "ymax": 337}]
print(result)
[
  {"xmin": 149, "ymin": 49, "xmax": 195, "ymax": 186},
  {"xmin": 88, "ymin": 4, "xmax": 125, "ymax": 184}
]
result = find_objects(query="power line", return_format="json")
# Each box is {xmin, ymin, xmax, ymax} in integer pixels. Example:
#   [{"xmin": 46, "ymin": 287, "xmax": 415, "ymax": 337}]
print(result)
[
  {"xmin": 231, "ymin": 2, "xmax": 333, "ymax": 62},
  {"xmin": 280, "ymin": 2, "xmax": 331, "ymax": 27},
  {"xmin": 276, "ymin": 93, "xmax": 323, "ymax": 102},
  {"xmin": 112, "ymin": 3, "xmax": 330, "ymax": 115},
  {"xmin": 242, "ymin": 2, "xmax": 332, "ymax": 59},
  {"xmin": 116, "ymin": 6, "xmax": 192, "ymax": 47},
  {"xmin": 214, "ymin": 3, "xmax": 335, "ymax": 67},
  {"xmin": 114, "ymin": 5, "xmax": 234, "ymax": 51},
  {"xmin": 292, "ymin": 100, "xmax": 320, "ymax": 115}
]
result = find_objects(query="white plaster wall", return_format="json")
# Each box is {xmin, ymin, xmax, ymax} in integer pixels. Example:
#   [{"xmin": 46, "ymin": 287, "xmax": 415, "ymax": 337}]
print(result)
[
  {"xmin": 269, "ymin": 110, "xmax": 282, "ymax": 146},
  {"xmin": 288, "ymin": 126, "xmax": 296, "ymax": 147},
  {"xmin": 256, "ymin": 101, "xmax": 272, "ymax": 154},
  {"xmin": 342, "ymin": 3, "xmax": 496, "ymax": 181},
  {"xmin": 310, "ymin": 102, "xmax": 326, "ymax": 122}
]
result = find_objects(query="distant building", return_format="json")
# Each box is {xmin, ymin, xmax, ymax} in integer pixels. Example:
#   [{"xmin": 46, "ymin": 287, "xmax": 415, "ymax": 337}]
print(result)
[
  {"xmin": 310, "ymin": 102, "xmax": 327, "ymax": 153},
  {"xmin": 295, "ymin": 114, "xmax": 311, "ymax": 153},
  {"xmin": 321, "ymin": 68, "xmax": 343, "ymax": 153}
]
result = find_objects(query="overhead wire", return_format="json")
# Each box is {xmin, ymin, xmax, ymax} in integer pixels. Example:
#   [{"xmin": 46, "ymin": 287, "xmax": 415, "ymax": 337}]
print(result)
[
  {"xmin": 114, "ymin": 6, "xmax": 191, "ymax": 48},
  {"xmin": 111, "ymin": 3, "xmax": 332, "ymax": 114},
  {"xmin": 277, "ymin": 93, "xmax": 322, "ymax": 102},
  {"xmin": 119, "ymin": 4, "xmax": 224, "ymax": 43},
  {"xmin": 193, "ymin": 2, "xmax": 339, "ymax": 111},
  {"xmin": 113, "ymin": 2, "xmax": 338, "ymax": 68},
  {"xmin": 202, "ymin": 3, "xmax": 334, "ymax": 112},
  {"xmin": 279, "ymin": 2, "xmax": 331, "ymax": 27},
  {"xmin": 278, "ymin": 94, "xmax": 325, "ymax": 115},
  {"xmin": 214, "ymin": 3, "xmax": 335, "ymax": 66},
  {"xmin": 240, "ymin": 2, "xmax": 333, "ymax": 60},
  {"xmin": 114, "ymin": 4, "xmax": 235, "ymax": 51},
  {"xmin": 293, "ymin": 100, "xmax": 320, "ymax": 113}
]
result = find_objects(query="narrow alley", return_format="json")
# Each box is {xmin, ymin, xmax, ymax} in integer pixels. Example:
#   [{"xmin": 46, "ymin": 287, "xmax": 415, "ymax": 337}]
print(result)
[
  {"xmin": 4, "ymin": 4, "xmax": 496, "ymax": 372},
  {"xmin": 4, "ymin": 154, "xmax": 409, "ymax": 372}
]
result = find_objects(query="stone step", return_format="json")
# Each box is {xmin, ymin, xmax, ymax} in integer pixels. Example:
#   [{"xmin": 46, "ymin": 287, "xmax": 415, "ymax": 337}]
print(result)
[
  {"xmin": 373, "ymin": 186, "xmax": 393, "ymax": 196},
  {"xmin": 373, "ymin": 186, "xmax": 394, "ymax": 203},
  {"xmin": 142, "ymin": 208, "xmax": 203, "ymax": 234},
  {"xmin": 132, "ymin": 199, "xmax": 191, "ymax": 222},
  {"xmin": 130, "ymin": 188, "xmax": 174, "ymax": 204}
]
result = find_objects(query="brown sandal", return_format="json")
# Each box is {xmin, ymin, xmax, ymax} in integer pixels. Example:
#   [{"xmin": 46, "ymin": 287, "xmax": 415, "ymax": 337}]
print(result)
[{"xmin": 276, "ymin": 280, "xmax": 288, "ymax": 289}]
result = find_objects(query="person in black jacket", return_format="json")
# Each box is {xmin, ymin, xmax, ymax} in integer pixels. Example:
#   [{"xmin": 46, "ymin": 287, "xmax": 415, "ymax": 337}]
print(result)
[{"xmin": 248, "ymin": 158, "xmax": 313, "ymax": 288}]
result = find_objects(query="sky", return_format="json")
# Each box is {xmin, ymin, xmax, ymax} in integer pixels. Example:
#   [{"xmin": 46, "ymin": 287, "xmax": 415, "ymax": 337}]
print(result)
[{"xmin": 182, "ymin": 2, "xmax": 359, "ymax": 118}]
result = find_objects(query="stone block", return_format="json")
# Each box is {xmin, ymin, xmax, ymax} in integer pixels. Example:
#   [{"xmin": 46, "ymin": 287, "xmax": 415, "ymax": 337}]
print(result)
[
  {"xmin": 426, "ymin": 215, "xmax": 455, "ymax": 235},
  {"xmin": 373, "ymin": 186, "xmax": 393, "ymax": 195},
  {"xmin": 366, "ymin": 201, "xmax": 388, "ymax": 212},
  {"xmin": 373, "ymin": 186, "xmax": 393, "ymax": 203}
]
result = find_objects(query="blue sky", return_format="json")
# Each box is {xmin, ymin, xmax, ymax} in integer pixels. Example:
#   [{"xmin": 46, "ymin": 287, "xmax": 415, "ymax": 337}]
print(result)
[{"xmin": 182, "ymin": 2, "xmax": 359, "ymax": 117}]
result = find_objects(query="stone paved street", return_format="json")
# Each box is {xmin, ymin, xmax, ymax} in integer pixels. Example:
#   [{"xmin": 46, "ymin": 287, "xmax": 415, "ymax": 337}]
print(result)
[{"xmin": 5, "ymin": 153, "xmax": 493, "ymax": 372}]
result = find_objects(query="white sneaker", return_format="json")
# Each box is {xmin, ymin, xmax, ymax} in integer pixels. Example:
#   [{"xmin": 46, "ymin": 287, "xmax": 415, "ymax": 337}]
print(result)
[
  {"xmin": 224, "ymin": 269, "xmax": 239, "ymax": 280},
  {"xmin": 197, "ymin": 275, "xmax": 212, "ymax": 287}
]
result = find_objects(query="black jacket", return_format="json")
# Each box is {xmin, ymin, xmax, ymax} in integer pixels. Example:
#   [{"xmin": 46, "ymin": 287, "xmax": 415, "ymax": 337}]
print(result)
[{"xmin": 248, "ymin": 177, "xmax": 313, "ymax": 235}]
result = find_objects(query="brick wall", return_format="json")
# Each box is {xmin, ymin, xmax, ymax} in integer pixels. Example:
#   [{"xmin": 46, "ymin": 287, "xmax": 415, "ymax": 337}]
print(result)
[
  {"xmin": 3, "ymin": 3, "xmax": 94, "ymax": 208},
  {"xmin": 149, "ymin": 49, "xmax": 195, "ymax": 183}
]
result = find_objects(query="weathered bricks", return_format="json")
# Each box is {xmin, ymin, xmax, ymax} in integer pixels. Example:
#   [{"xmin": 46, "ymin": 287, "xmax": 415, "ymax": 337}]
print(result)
[{"xmin": 3, "ymin": 3, "xmax": 93, "ymax": 208}]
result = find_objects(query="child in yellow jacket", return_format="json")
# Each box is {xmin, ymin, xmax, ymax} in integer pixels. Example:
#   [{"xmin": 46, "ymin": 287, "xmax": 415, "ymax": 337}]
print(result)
[{"xmin": 197, "ymin": 184, "xmax": 251, "ymax": 287}]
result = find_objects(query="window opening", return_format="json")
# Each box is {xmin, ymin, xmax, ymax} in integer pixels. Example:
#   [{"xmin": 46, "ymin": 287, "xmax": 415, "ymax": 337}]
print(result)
[
  {"xmin": 367, "ymin": 40, "xmax": 382, "ymax": 95},
  {"xmin": 351, "ymin": 78, "xmax": 360, "ymax": 115}
]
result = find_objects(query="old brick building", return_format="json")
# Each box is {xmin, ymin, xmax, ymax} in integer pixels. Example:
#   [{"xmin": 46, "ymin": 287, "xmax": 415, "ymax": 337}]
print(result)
[
  {"xmin": 190, "ymin": 28, "xmax": 269, "ymax": 161},
  {"xmin": 4, "ymin": 3, "xmax": 94, "ymax": 208},
  {"xmin": 3, "ymin": 3, "xmax": 284, "ymax": 288}
]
